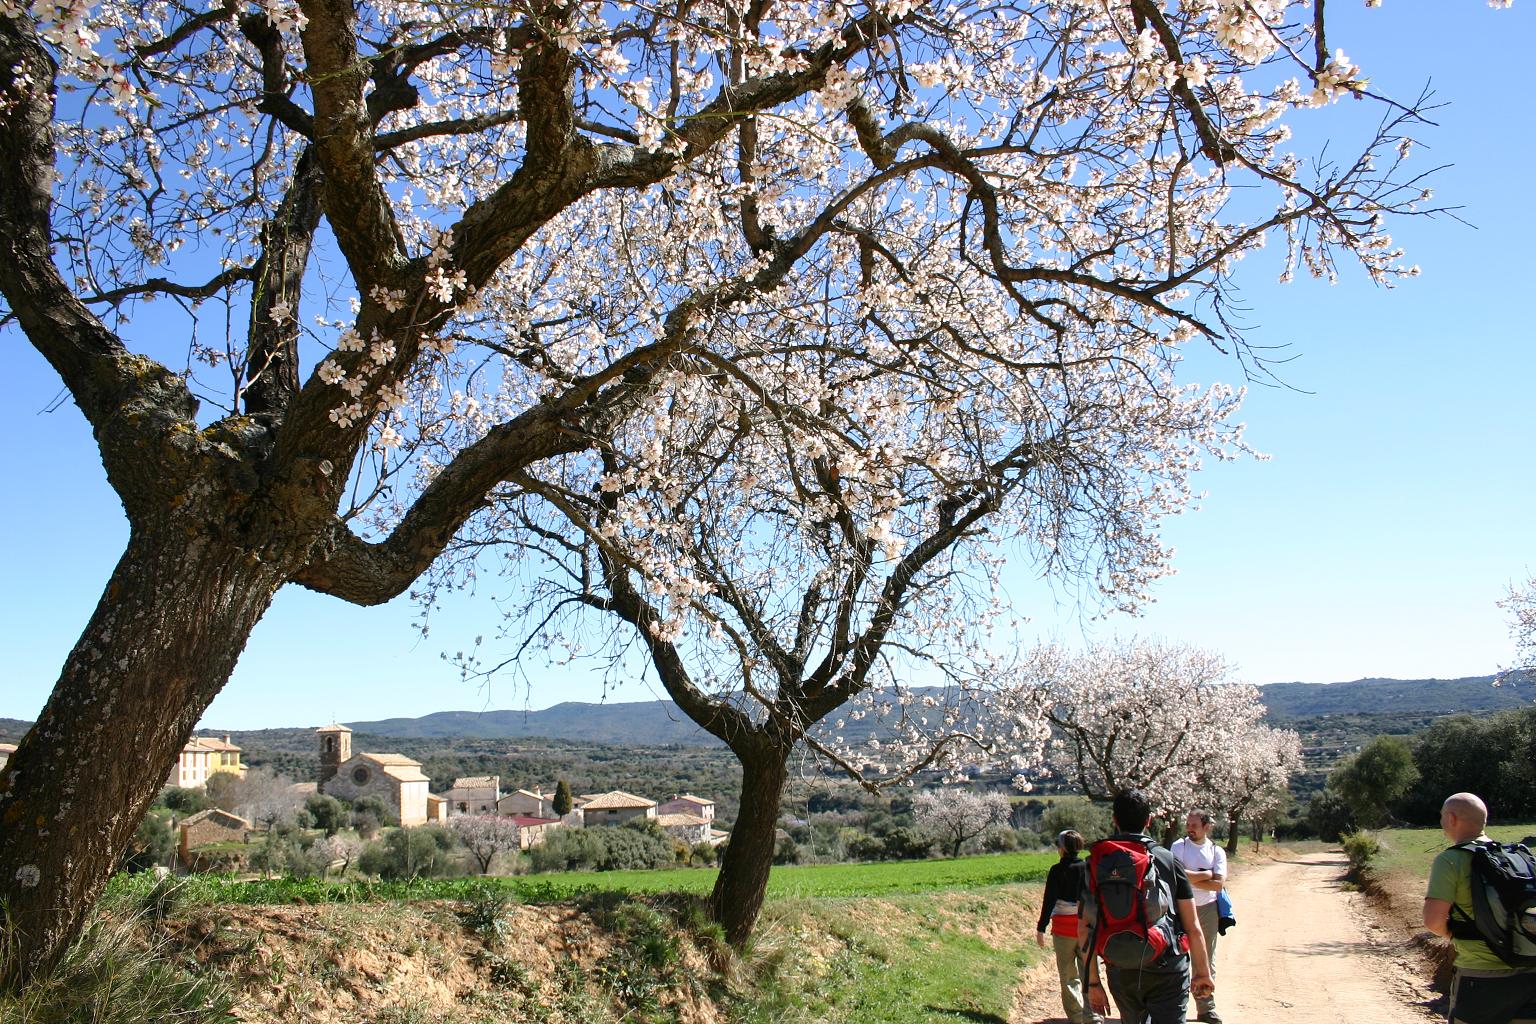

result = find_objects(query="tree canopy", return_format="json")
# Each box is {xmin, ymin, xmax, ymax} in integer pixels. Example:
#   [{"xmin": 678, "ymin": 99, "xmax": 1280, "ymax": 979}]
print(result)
[{"xmin": 0, "ymin": 0, "xmax": 1459, "ymax": 982}]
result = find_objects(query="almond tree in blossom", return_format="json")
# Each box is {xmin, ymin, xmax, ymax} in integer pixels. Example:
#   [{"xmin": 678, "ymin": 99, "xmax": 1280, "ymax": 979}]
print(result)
[
  {"xmin": 914, "ymin": 790, "xmax": 1013, "ymax": 859},
  {"xmin": 1501, "ymin": 576, "xmax": 1536, "ymax": 674},
  {"xmin": 1205, "ymin": 723, "xmax": 1303, "ymax": 854},
  {"xmin": 0, "ymin": 0, "xmax": 1466, "ymax": 979},
  {"xmin": 1020, "ymin": 640, "xmax": 1271, "ymax": 825},
  {"xmin": 448, "ymin": 814, "xmax": 522, "ymax": 873}
]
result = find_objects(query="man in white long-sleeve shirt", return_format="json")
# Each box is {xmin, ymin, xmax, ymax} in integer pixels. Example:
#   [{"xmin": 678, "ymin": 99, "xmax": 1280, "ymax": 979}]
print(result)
[{"xmin": 1170, "ymin": 810, "xmax": 1227, "ymax": 1024}]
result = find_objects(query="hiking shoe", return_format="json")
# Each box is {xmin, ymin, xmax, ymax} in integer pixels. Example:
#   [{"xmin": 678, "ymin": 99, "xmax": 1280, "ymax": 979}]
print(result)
[{"xmin": 1196, "ymin": 1013, "xmax": 1223, "ymax": 1024}]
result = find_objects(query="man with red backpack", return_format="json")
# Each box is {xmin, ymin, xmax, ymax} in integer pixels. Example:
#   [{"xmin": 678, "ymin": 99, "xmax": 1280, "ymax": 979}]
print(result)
[{"xmin": 1081, "ymin": 790, "xmax": 1215, "ymax": 1024}]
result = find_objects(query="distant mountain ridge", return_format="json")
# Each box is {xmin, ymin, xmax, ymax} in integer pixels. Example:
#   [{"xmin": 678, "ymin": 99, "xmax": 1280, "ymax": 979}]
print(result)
[
  {"xmin": 3, "ymin": 673, "xmax": 1531, "ymax": 748},
  {"xmin": 1256, "ymin": 672, "xmax": 1534, "ymax": 718},
  {"xmin": 338, "ymin": 672, "xmax": 1534, "ymax": 746}
]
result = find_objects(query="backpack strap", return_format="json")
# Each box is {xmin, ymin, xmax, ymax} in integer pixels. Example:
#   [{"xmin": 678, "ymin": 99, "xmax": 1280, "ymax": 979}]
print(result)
[{"xmin": 1443, "ymin": 841, "xmax": 1491, "ymax": 942}]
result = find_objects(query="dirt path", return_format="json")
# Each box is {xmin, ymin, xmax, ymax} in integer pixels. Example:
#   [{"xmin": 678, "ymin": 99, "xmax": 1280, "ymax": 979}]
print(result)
[{"xmin": 1011, "ymin": 850, "xmax": 1442, "ymax": 1024}]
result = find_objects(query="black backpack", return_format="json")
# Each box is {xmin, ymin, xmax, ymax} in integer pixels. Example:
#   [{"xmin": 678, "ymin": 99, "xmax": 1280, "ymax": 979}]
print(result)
[{"xmin": 1445, "ymin": 839, "xmax": 1536, "ymax": 968}]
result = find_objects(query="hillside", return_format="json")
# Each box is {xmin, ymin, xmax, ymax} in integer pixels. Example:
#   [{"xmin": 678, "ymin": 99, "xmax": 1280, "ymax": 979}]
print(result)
[
  {"xmin": 1257, "ymin": 672, "xmax": 1535, "ymax": 718},
  {"xmin": 343, "ymin": 671, "xmax": 1533, "ymax": 744},
  {"xmin": 4, "ymin": 673, "xmax": 1529, "ymax": 752}
]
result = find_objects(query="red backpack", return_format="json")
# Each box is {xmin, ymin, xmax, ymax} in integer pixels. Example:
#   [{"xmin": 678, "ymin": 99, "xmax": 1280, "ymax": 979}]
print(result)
[{"xmin": 1083, "ymin": 836, "xmax": 1188, "ymax": 969}]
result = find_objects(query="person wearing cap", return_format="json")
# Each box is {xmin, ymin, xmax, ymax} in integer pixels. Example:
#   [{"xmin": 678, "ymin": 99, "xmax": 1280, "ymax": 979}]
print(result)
[{"xmin": 1037, "ymin": 829, "xmax": 1101, "ymax": 1024}]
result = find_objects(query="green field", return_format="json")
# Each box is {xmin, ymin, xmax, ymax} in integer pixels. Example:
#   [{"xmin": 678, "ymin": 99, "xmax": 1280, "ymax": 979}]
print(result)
[
  {"xmin": 111, "ymin": 850, "xmax": 1056, "ymax": 907},
  {"xmin": 1368, "ymin": 823, "xmax": 1536, "ymax": 880}
]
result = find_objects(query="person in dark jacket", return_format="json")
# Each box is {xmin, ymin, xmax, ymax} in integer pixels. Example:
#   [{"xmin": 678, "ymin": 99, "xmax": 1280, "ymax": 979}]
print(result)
[{"xmin": 1037, "ymin": 829, "xmax": 1101, "ymax": 1024}]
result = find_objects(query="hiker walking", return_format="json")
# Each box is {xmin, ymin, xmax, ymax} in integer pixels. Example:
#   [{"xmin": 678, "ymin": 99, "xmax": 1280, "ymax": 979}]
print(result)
[
  {"xmin": 1422, "ymin": 792, "xmax": 1536, "ymax": 1024},
  {"xmin": 1082, "ymin": 790, "xmax": 1214, "ymax": 1024},
  {"xmin": 1037, "ymin": 829, "xmax": 1101, "ymax": 1024},
  {"xmin": 1170, "ymin": 809, "xmax": 1227, "ymax": 1024}
]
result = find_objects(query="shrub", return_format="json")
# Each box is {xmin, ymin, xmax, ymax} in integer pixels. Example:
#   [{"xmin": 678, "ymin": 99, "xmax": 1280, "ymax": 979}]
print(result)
[
  {"xmin": 1340, "ymin": 830, "xmax": 1381, "ymax": 874},
  {"xmin": 982, "ymin": 827, "xmax": 1021, "ymax": 853},
  {"xmin": 122, "ymin": 809, "xmax": 177, "ymax": 872},
  {"xmin": 1306, "ymin": 790, "xmax": 1356, "ymax": 843},
  {"xmin": 881, "ymin": 826, "xmax": 935, "ymax": 861},
  {"xmin": 159, "ymin": 786, "xmax": 211, "ymax": 815},
  {"xmin": 845, "ymin": 831, "xmax": 886, "ymax": 862},
  {"xmin": 529, "ymin": 823, "xmax": 675, "ymax": 873},
  {"xmin": 1039, "ymin": 801, "xmax": 1113, "ymax": 842},
  {"xmin": 352, "ymin": 795, "xmax": 398, "ymax": 828},
  {"xmin": 305, "ymin": 793, "xmax": 349, "ymax": 836},
  {"xmin": 360, "ymin": 826, "xmax": 463, "ymax": 879}
]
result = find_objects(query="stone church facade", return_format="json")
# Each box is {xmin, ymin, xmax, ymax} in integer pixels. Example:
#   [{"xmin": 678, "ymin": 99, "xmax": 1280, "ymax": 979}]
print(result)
[{"xmin": 314, "ymin": 723, "xmax": 430, "ymax": 826}]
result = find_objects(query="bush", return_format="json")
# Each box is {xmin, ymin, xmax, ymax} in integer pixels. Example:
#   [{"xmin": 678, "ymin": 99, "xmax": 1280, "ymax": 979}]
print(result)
[
  {"xmin": 1340, "ymin": 830, "xmax": 1381, "ymax": 874},
  {"xmin": 352, "ymin": 795, "xmax": 398, "ymax": 828},
  {"xmin": 305, "ymin": 793, "xmax": 349, "ymax": 836},
  {"xmin": 880, "ymin": 826, "xmax": 934, "ymax": 861},
  {"xmin": 845, "ymin": 831, "xmax": 886, "ymax": 862},
  {"xmin": 357, "ymin": 826, "xmax": 463, "ymax": 879},
  {"xmin": 1039, "ymin": 801, "xmax": 1113, "ymax": 843},
  {"xmin": 982, "ymin": 827, "xmax": 1021, "ymax": 853},
  {"xmin": 529, "ymin": 823, "xmax": 675, "ymax": 873},
  {"xmin": 1306, "ymin": 790, "xmax": 1356, "ymax": 843},
  {"xmin": 774, "ymin": 835, "xmax": 805, "ymax": 865},
  {"xmin": 159, "ymin": 786, "xmax": 211, "ymax": 815},
  {"xmin": 122, "ymin": 809, "xmax": 177, "ymax": 872}
]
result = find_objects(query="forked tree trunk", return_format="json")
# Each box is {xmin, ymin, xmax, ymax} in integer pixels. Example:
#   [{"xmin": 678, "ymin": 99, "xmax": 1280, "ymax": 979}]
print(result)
[
  {"xmin": 708, "ymin": 744, "xmax": 789, "ymax": 946},
  {"xmin": 0, "ymin": 518, "xmax": 288, "ymax": 986}
]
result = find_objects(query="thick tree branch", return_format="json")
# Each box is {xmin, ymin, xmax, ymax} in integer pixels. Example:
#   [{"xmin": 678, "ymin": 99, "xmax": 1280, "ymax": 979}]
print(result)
[
  {"xmin": 298, "ymin": 0, "xmax": 406, "ymax": 282},
  {"xmin": 0, "ymin": 17, "xmax": 196, "ymax": 443},
  {"xmin": 243, "ymin": 147, "xmax": 324, "ymax": 417}
]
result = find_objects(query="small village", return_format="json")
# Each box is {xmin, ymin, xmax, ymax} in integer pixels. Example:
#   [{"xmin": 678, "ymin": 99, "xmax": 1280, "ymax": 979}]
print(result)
[{"xmin": 157, "ymin": 725, "xmax": 728, "ymax": 873}]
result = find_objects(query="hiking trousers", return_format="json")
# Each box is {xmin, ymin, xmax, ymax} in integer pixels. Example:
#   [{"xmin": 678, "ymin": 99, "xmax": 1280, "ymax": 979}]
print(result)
[
  {"xmin": 1052, "ymin": 933, "xmax": 1094, "ymax": 1024},
  {"xmin": 1194, "ymin": 900, "xmax": 1220, "ymax": 1017},
  {"xmin": 1106, "ymin": 958, "xmax": 1191, "ymax": 1024}
]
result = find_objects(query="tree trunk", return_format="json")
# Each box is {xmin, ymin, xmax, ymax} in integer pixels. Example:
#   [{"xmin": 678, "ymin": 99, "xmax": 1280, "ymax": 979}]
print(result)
[
  {"xmin": 1225, "ymin": 815, "xmax": 1241, "ymax": 856},
  {"xmin": 0, "ymin": 519, "xmax": 288, "ymax": 986},
  {"xmin": 709, "ymin": 744, "xmax": 789, "ymax": 946}
]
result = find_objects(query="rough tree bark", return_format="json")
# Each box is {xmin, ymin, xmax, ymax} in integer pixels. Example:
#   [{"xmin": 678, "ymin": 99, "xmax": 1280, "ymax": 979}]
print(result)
[
  {"xmin": 0, "ymin": 513, "xmax": 293, "ymax": 979},
  {"xmin": 709, "ymin": 742, "xmax": 791, "ymax": 946}
]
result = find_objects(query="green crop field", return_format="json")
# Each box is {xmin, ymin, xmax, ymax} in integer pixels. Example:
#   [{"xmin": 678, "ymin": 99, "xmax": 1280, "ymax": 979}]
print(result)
[{"xmin": 110, "ymin": 850, "xmax": 1057, "ymax": 907}]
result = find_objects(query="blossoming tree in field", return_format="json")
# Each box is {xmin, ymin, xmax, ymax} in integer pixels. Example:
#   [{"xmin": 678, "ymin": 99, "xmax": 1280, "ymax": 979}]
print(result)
[
  {"xmin": 1018, "ymin": 640, "xmax": 1272, "ymax": 823},
  {"xmin": 448, "ymin": 814, "xmax": 522, "ymax": 874},
  {"xmin": 914, "ymin": 790, "xmax": 1014, "ymax": 859},
  {"xmin": 0, "ymin": 0, "xmax": 1460, "ymax": 980}
]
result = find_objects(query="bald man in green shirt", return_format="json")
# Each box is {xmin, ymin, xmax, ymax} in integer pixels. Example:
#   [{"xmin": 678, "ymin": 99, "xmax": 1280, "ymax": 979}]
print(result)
[{"xmin": 1423, "ymin": 793, "xmax": 1536, "ymax": 1024}]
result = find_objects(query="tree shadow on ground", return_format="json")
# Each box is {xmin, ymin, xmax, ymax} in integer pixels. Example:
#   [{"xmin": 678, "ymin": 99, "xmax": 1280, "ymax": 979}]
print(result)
[{"xmin": 921, "ymin": 1007, "xmax": 1008, "ymax": 1023}]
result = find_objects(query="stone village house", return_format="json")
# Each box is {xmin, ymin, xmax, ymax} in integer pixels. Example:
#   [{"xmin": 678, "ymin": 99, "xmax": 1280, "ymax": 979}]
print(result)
[
  {"xmin": 443, "ymin": 776, "xmax": 501, "ymax": 815},
  {"xmin": 166, "ymin": 734, "xmax": 247, "ymax": 789},
  {"xmin": 577, "ymin": 790, "xmax": 657, "ymax": 827}
]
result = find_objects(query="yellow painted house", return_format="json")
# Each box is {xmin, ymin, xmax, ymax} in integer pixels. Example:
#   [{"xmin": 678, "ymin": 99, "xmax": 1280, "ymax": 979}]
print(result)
[{"xmin": 166, "ymin": 734, "xmax": 246, "ymax": 789}]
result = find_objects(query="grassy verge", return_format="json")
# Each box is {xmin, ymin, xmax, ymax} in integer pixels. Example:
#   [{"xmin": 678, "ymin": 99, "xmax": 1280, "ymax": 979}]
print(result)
[
  {"xmin": 743, "ymin": 885, "xmax": 1040, "ymax": 1024},
  {"xmin": 105, "ymin": 850, "xmax": 1055, "ymax": 906}
]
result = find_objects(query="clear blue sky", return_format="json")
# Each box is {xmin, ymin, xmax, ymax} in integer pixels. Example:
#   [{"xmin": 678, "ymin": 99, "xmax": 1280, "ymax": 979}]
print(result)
[{"xmin": 2, "ymin": 3, "xmax": 1531, "ymax": 729}]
